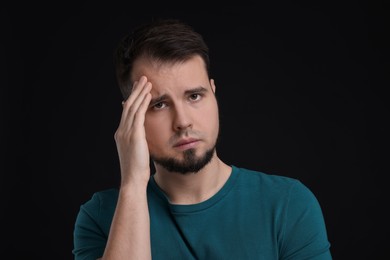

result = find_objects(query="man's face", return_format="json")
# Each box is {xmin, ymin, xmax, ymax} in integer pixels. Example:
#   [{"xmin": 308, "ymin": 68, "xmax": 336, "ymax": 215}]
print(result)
[{"xmin": 131, "ymin": 55, "xmax": 219, "ymax": 174}]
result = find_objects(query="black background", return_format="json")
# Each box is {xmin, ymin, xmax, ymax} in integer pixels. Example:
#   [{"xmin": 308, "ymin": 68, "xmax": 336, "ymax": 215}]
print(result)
[{"xmin": 1, "ymin": 2, "xmax": 389, "ymax": 259}]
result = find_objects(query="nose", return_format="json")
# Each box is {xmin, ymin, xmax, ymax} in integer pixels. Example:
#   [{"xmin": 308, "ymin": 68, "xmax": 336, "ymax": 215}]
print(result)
[{"xmin": 172, "ymin": 103, "xmax": 192, "ymax": 131}]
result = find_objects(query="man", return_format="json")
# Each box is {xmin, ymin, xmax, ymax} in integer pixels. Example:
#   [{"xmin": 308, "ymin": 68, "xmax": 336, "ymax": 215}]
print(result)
[{"xmin": 73, "ymin": 18, "xmax": 332, "ymax": 259}]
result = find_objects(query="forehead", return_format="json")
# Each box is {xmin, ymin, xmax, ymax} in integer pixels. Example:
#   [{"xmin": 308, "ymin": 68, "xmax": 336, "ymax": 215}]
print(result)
[{"xmin": 131, "ymin": 55, "xmax": 209, "ymax": 93}]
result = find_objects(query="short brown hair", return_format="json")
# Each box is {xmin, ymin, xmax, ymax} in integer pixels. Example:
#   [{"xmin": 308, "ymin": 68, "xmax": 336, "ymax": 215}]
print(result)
[{"xmin": 114, "ymin": 18, "xmax": 210, "ymax": 100}]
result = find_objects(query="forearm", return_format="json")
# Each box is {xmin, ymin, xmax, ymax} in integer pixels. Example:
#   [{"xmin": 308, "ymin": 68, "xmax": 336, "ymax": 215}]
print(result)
[{"xmin": 101, "ymin": 181, "xmax": 151, "ymax": 260}]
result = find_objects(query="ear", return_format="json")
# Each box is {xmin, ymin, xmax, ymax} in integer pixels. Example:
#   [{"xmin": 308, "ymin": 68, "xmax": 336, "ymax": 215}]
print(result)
[{"xmin": 210, "ymin": 79, "xmax": 216, "ymax": 94}]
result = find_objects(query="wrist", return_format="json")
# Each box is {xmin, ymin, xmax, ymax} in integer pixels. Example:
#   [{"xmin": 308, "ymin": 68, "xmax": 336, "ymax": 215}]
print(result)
[{"xmin": 120, "ymin": 172, "xmax": 150, "ymax": 192}]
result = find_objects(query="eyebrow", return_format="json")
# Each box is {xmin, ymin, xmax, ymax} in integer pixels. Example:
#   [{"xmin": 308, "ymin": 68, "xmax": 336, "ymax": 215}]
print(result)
[{"xmin": 150, "ymin": 86, "xmax": 208, "ymax": 105}]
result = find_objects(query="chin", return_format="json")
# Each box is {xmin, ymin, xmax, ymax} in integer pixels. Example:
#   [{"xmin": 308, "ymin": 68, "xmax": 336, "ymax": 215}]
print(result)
[{"xmin": 151, "ymin": 147, "xmax": 215, "ymax": 174}]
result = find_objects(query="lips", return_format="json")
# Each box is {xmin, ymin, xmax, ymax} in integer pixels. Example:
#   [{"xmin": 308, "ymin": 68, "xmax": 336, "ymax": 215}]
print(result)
[{"xmin": 173, "ymin": 138, "xmax": 200, "ymax": 148}]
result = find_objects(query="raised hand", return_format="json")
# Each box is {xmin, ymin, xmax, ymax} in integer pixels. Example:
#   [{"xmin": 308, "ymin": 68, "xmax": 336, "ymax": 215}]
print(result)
[{"xmin": 114, "ymin": 76, "xmax": 152, "ymax": 187}]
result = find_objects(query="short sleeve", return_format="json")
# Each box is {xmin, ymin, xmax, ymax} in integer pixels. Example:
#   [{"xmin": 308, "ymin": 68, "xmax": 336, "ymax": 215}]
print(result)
[
  {"xmin": 72, "ymin": 193, "xmax": 106, "ymax": 260},
  {"xmin": 279, "ymin": 181, "xmax": 332, "ymax": 260}
]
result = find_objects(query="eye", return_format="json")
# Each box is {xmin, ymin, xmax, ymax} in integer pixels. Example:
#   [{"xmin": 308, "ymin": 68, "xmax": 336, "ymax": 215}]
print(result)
[
  {"xmin": 189, "ymin": 93, "xmax": 202, "ymax": 101},
  {"xmin": 153, "ymin": 102, "xmax": 167, "ymax": 110}
]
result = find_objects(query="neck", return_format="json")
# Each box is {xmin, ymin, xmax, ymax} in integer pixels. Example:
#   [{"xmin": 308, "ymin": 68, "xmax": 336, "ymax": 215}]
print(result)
[{"xmin": 153, "ymin": 154, "xmax": 231, "ymax": 205}]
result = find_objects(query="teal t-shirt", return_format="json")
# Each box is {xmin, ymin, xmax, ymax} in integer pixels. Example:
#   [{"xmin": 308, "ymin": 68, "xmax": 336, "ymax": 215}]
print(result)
[{"xmin": 73, "ymin": 165, "xmax": 332, "ymax": 259}]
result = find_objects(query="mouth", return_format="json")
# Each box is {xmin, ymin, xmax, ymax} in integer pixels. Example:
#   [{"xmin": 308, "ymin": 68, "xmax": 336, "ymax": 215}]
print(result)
[{"xmin": 173, "ymin": 138, "xmax": 200, "ymax": 150}]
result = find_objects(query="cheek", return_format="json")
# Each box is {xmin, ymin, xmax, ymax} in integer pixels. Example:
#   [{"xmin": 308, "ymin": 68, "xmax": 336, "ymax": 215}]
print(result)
[
  {"xmin": 209, "ymin": 100, "xmax": 219, "ymax": 120},
  {"xmin": 211, "ymin": 111, "xmax": 220, "ymax": 134},
  {"xmin": 212, "ymin": 104, "xmax": 220, "ymax": 132},
  {"xmin": 202, "ymin": 102, "xmax": 219, "ymax": 133},
  {"xmin": 145, "ymin": 117, "xmax": 169, "ymax": 147},
  {"xmin": 145, "ymin": 121, "xmax": 157, "ymax": 143}
]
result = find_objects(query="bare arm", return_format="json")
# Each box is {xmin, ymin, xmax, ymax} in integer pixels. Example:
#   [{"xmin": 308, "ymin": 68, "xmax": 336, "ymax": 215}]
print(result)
[{"xmin": 100, "ymin": 76, "xmax": 152, "ymax": 259}]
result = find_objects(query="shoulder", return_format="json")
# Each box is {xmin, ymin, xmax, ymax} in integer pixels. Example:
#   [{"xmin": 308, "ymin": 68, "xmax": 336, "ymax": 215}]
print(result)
[
  {"xmin": 74, "ymin": 188, "xmax": 119, "ymax": 243},
  {"xmin": 232, "ymin": 165, "xmax": 318, "ymax": 204},
  {"xmin": 233, "ymin": 165, "xmax": 303, "ymax": 190},
  {"xmin": 81, "ymin": 188, "xmax": 119, "ymax": 213}
]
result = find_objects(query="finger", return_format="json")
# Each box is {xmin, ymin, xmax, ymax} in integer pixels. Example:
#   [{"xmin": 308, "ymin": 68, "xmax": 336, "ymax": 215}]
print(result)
[
  {"xmin": 133, "ymin": 92, "xmax": 152, "ymax": 128},
  {"xmin": 119, "ymin": 76, "xmax": 147, "ymax": 127},
  {"xmin": 124, "ymin": 76, "xmax": 147, "ymax": 107},
  {"xmin": 120, "ymin": 76, "xmax": 147, "ymax": 119},
  {"xmin": 125, "ymin": 82, "xmax": 152, "ymax": 126}
]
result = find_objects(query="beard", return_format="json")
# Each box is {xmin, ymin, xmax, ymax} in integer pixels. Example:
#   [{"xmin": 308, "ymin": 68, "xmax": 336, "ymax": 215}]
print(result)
[
  {"xmin": 151, "ymin": 119, "xmax": 220, "ymax": 175},
  {"xmin": 151, "ymin": 144, "xmax": 216, "ymax": 175}
]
